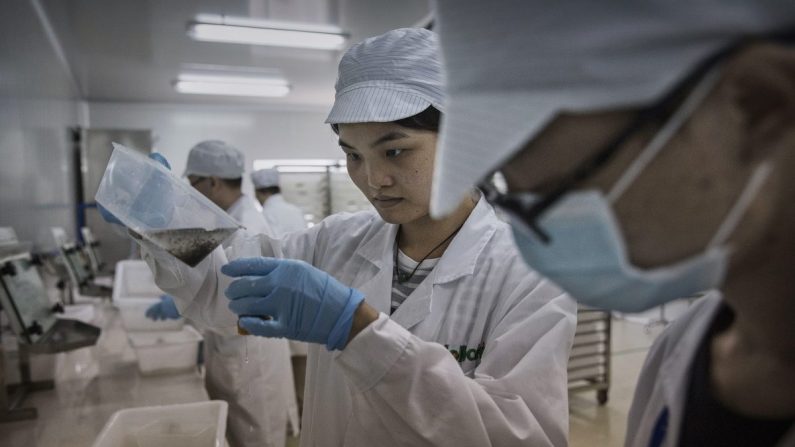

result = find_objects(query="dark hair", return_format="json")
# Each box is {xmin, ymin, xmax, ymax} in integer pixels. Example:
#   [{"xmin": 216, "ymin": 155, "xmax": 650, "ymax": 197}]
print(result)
[
  {"xmin": 220, "ymin": 177, "xmax": 242, "ymax": 189},
  {"xmin": 330, "ymin": 106, "xmax": 441, "ymax": 134},
  {"xmin": 256, "ymin": 186, "xmax": 281, "ymax": 195}
]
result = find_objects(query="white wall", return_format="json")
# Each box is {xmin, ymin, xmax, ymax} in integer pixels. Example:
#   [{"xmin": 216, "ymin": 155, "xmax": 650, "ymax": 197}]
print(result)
[
  {"xmin": 88, "ymin": 101, "xmax": 342, "ymax": 197},
  {"xmin": 0, "ymin": 0, "xmax": 85, "ymax": 249}
]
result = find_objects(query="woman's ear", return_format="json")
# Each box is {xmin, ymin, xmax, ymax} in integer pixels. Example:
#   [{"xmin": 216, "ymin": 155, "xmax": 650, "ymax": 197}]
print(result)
[{"xmin": 723, "ymin": 43, "xmax": 795, "ymax": 162}]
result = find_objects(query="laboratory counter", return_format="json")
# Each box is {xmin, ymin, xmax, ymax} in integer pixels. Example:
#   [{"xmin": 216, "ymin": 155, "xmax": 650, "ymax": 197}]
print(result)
[{"xmin": 0, "ymin": 301, "xmax": 209, "ymax": 447}]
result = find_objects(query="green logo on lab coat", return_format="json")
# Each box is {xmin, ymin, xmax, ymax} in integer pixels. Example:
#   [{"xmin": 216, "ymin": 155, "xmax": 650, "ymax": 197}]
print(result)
[{"xmin": 444, "ymin": 342, "xmax": 485, "ymax": 363}]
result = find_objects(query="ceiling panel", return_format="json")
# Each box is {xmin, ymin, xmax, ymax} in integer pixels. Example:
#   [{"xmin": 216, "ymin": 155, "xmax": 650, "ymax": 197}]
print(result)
[{"xmin": 43, "ymin": 0, "xmax": 430, "ymax": 107}]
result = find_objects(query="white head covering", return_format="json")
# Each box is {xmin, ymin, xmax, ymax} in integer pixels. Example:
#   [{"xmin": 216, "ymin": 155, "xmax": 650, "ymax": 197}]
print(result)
[
  {"xmin": 430, "ymin": 0, "xmax": 795, "ymax": 217},
  {"xmin": 183, "ymin": 140, "xmax": 245, "ymax": 179},
  {"xmin": 251, "ymin": 168, "xmax": 280, "ymax": 189},
  {"xmin": 325, "ymin": 27, "xmax": 444, "ymax": 124}
]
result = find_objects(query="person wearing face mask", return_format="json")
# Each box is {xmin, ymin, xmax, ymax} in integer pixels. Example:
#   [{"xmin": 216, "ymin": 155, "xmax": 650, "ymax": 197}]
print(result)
[
  {"xmin": 429, "ymin": 2, "xmax": 795, "ymax": 446},
  {"xmin": 117, "ymin": 28, "xmax": 576, "ymax": 446}
]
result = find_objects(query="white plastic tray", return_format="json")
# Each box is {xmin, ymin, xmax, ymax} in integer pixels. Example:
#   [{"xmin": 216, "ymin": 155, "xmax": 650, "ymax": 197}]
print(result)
[
  {"xmin": 128, "ymin": 325, "xmax": 202, "ymax": 375},
  {"xmin": 113, "ymin": 260, "xmax": 184, "ymax": 331},
  {"xmin": 92, "ymin": 400, "xmax": 227, "ymax": 447},
  {"xmin": 56, "ymin": 303, "xmax": 97, "ymax": 325}
]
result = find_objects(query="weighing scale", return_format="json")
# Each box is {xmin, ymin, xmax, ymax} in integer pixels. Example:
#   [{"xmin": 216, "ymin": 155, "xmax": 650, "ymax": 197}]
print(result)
[{"xmin": 0, "ymin": 246, "xmax": 100, "ymax": 422}]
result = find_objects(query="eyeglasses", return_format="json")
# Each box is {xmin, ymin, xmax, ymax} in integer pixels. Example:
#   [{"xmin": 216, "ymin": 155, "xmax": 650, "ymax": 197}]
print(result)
[
  {"xmin": 479, "ymin": 33, "xmax": 794, "ymax": 243},
  {"xmin": 480, "ymin": 99, "xmax": 666, "ymax": 243},
  {"xmin": 189, "ymin": 177, "xmax": 209, "ymax": 187}
]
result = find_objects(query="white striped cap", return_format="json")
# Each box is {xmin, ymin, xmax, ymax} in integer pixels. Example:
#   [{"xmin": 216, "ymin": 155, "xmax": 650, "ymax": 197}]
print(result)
[
  {"xmin": 430, "ymin": 0, "xmax": 795, "ymax": 217},
  {"xmin": 325, "ymin": 28, "xmax": 444, "ymax": 125}
]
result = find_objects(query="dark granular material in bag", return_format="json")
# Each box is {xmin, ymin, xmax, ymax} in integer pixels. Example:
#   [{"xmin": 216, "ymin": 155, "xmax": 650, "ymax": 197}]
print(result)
[{"xmin": 144, "ymin": 227, "xmax": 236, "ymax": 267}]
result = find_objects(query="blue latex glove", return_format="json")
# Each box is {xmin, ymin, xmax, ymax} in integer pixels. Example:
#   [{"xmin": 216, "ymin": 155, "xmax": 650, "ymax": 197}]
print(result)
[
  {"xmin": 145, "ymin": 295, "xmax": 181, "ymax": 320},
  {"xmin": 148, "ymin": 152, "xmax": 171, "ymax": 170},
  {"xmin": 222, "ymin": 257, "xmax": 365, "ymax": 351},
  {"xmin": 98, "ymin": 203, "xmax": 124, "ymax": 226},
  {"xmin": 98, "ymin": 152, "xmax": 172, "ymax": 228}
]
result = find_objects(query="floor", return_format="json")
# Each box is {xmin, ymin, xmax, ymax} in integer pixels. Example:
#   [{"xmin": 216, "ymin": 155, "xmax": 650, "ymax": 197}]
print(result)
[
  {"xmin": 569, "ymin": 318, "xmax": 665, "ymax": 447},
  {"xmin": 2, "ymin": 303, "xmax": 666, "ymax": 447}
]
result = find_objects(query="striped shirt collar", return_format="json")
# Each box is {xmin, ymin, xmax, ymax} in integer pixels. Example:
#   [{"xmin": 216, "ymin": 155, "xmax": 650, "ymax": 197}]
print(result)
[{"xmin": 355, "ymin": 195, "xmax": 498, "ymax": 285}]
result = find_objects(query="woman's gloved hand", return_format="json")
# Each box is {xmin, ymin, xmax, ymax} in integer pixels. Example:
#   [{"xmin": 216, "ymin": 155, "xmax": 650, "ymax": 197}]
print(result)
[
  {"xmin": 98, "ymin": 152, "xmax": 173, "ymax": 228},
  {"xmin": 222, "ymin": 257, "xmax": 365, "ymax": 351},
  {"xmin": 145, "ymin": 295, "xmax": 181, "ymax": 320}
]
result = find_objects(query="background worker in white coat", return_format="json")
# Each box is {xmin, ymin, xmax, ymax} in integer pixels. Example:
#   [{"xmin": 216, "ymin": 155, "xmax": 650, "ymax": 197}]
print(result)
[
  {"xmin": 252, "ymin": 168, "xmax": 307, "ymax": 238},
  {"xmin": 428, "ymin": 2, "xmax": 795, "ymax": 446},
  {"xmin": 182, "ymin": 140, "xmax": 297, "ymax": 447},
  {"xmin": 252, "ymin": 167, "xmax": 309, "ymax": 420},
  {"xmin": 126, "ymin": 28, "xmax": 577, "ymax": 446}
]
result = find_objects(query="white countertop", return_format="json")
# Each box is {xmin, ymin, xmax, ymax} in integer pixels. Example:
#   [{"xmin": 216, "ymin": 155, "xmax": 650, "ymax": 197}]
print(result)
[{"xmin": 0, "ymin": 302, "xmax": 209, "ymax": 447}]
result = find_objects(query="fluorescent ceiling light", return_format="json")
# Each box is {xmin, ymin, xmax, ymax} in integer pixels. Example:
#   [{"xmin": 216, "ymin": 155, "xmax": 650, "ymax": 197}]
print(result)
[
  {"xmin": 275, "ymin": 166, "xmax": 331, "ymax": 173},
  {"xmin": 178, "ymin": 73, "xmax": 288, "ymax": 86},
  {"xmin": 174, "ymin": 73, "xmax": 290, "ymax": 98},
  {"xmin": 254, "ymin": 159, "xmax": 346, "ymax": 170},
  {"xmin": 189, "ymin": 14, "xmax": 347, "ymax": 50}
]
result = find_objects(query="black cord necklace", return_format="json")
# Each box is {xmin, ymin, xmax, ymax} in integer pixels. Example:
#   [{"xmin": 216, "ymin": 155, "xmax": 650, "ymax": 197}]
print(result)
[{"xmin": 394, "ymin": 222, "xmax": 465, "ymax": 284}]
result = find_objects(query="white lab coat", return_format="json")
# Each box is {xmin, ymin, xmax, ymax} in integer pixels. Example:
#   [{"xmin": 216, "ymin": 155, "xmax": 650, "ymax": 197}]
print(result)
[
  {"xmin": 205, "ymin": 195, "xmax": 296, "ymax": 447},
  {"xmin": 261, "ymin": 193, "xmax": 307, "ymax": 238},
  {"xmin": 625, "ymin": 291, "xmax": 795, "ymax": 447},
  {"xmin": 261, "ymin": 193, "xmax": 310, "ymax": 357},
  {"xmin": 145, "ymin": 198, "xmax": 577, "ymax": 446}
]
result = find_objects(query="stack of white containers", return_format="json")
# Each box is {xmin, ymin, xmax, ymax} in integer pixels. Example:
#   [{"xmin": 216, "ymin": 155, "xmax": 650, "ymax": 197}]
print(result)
[
  {"xmin": 329, "ymin": 169, "xmax": 374, "ymax": 214},
  {"xmin": 279, "ymin": 172, "xmax": 330, "ymax": 225},
  {"xmin": 113, "ymin": 260, "xmax": 202, "ymax": 375}
]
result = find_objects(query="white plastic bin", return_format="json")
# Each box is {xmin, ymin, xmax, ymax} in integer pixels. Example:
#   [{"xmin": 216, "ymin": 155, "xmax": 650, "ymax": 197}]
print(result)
[
  {"xmin": 128, "ymin": 325, "xmax": 202, "ymax": 375},
  {"xmin": 92, "ymin": 400, "xmax": 227, "ymax": 447},
  {"xmin": 113, "ymin": 260, "xmax": 184, "ymax": 331}
]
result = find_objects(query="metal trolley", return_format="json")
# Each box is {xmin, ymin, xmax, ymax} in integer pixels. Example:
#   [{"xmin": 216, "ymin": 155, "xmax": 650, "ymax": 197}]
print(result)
[{"xmin": 567, "ymin": 305, "xmax": 611, "ymax": 405}]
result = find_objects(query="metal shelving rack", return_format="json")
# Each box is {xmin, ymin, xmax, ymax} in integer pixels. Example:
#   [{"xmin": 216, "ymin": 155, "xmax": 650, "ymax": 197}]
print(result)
[
  {"xmin": 254, "ymin": 160, "xmax": 373, "ymax": 225},
  {"xmin": 567, "ymin": 306, "xmax": 611, "ymax": 404}
]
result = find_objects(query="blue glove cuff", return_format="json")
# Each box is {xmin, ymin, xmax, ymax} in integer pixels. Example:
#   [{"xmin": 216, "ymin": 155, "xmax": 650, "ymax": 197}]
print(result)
[
  {"xmin": 325, "ymin": 288, "xmax": 365, "ymax": 351},
  {"xmin": 98, "ymin": 203, "xmax": 124, "ymax": 226}
]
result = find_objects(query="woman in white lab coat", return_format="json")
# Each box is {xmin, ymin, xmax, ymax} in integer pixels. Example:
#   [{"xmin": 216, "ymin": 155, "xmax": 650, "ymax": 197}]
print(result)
[{"xmin": 142, "ymin": 28, "xmax": 576, "ymax": 446}]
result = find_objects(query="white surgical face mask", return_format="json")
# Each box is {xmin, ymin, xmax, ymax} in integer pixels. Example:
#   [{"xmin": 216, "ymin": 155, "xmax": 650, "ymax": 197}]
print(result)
[{"xmin": 508, "ymin": 68, "xmax": 773, "ymax": 312}]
